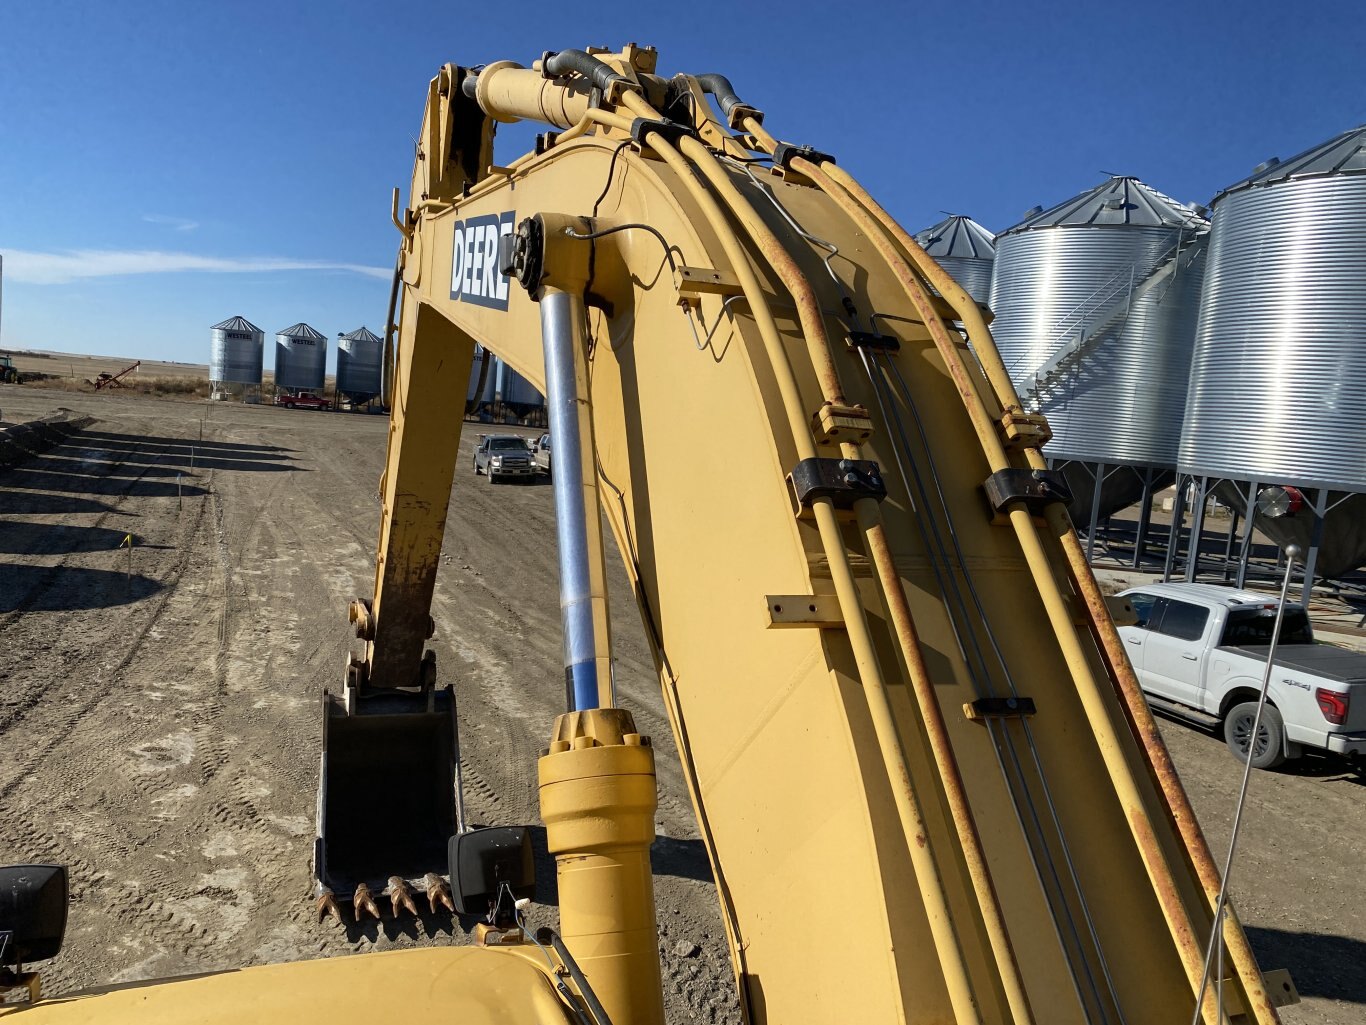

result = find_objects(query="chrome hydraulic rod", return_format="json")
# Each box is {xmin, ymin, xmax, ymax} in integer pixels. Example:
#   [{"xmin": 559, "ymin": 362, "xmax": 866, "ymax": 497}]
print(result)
[{"xmin": 540, "ymin": 286, "xmax": 614, "ymax": 710}]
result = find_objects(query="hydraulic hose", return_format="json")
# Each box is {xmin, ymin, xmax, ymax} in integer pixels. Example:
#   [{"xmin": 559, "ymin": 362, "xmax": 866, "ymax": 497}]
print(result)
[
  {"xmin": 694, "ymin": 73, "xmax": 762, "ymax": 126},
  {"xmin": 793, "ymin": 146, "xmax": 1279, "ymax": 1025},
  {"xmin": 544, "ymin": 49, "xmax": 630, "ymax": 97}
]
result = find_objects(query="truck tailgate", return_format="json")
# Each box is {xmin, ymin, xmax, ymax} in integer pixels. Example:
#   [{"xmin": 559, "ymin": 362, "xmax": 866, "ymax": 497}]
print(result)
[{"xmin": 1226, "ymin": 643, "xmax": 1366, "ymax": 731}]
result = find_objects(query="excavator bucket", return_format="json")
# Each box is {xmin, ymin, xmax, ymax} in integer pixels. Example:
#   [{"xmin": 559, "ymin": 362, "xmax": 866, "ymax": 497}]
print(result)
[{"xmin": 314, "ymin": 687, "xmax": 458, "ymax": 900}]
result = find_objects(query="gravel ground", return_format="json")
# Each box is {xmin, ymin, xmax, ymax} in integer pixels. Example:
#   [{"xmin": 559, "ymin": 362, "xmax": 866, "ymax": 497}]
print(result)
[{"xmin": 1, "ymin": 384, "xmax": 1361, "ymax": 1023}]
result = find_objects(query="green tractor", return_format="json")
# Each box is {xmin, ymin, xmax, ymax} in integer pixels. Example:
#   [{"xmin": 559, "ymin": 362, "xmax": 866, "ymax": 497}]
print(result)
[{"xmin": 0, "ymin": 355, "xmax": 19, "ymax": 384}]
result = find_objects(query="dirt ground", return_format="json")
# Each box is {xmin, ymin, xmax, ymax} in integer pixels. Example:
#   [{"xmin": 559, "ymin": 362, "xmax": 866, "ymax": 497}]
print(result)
[{"xmin": 1, "ymin": 384, "xmax": 1362, "ymax": 1024}]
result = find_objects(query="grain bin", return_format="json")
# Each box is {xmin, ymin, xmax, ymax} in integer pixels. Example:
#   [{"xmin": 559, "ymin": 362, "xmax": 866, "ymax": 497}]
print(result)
[
  {"xmin": 990, "ymin": 176, "xmax": 1209, "ymax": 470},
  {"xmin": 913, "ymin": 215, "xmax": 995, "ymax": 304},
  {"xmin": 209, "ymin": 316, "xmax": 264, "ymax": 399},
  {"xmin": 1179, "ymin": 124, "xmax": 1366, "ymax": 492},
  {"xmin": 274, "ymin": 322, "xmax": 327, "ymax": 393},
  {"xmin": 336, "ymin": 326, "xmax": 383, "ymax": 403}
]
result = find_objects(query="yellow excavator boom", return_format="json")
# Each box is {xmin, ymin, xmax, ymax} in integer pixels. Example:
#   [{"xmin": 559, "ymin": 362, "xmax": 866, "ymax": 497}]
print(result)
[{"xmin": 4, "ymin": 44, "xmax": 1293, "ymax": 1025}]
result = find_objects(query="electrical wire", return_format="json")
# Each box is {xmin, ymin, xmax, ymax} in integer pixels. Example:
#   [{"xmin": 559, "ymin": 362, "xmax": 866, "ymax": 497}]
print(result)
[{"xmin": 565, "ymin": 223, "xmax": 680, "ymax": 272}]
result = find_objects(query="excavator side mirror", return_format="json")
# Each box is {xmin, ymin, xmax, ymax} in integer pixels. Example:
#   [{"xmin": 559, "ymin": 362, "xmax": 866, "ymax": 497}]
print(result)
[
  {"xmin": 448, "ymin": 827, "xmax": 536, "ymax": 919},
  {"xmin": 0, "ymin": 865, "xmax": 68, "ymax": 966}
]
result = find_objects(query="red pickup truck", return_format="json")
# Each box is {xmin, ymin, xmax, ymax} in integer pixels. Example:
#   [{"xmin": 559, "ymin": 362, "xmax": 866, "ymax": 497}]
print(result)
[{"xmin": 276, "ymin": 393, "xmax": 330, "ymax": 411}]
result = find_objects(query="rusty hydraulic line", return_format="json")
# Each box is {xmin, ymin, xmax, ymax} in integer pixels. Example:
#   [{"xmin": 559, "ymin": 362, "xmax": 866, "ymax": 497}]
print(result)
[
  {"xmin": 621, "ymin": 108, "xmax": 986, "ymax": 1025},
  {"xmin": 805, "ymin": 151, "xmax": 1280, "ymax": 1025},
  {"xmin": 774, "ymin": 148, "xmax": 1234, "ymax": 1025}
]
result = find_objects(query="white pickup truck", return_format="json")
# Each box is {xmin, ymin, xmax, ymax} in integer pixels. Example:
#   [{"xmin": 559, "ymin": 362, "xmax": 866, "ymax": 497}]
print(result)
[{"xmin": 1116, "ymin": 582, "xmax": 1366, "ymax": 768}]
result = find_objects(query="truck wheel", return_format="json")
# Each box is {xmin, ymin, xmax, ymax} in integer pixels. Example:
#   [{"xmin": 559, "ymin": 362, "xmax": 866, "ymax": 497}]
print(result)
[
  {"xmin": 1223, "ymin": 702, "xmax": 1287, "ymax": 769},
  {"xmin": 473, "ymin": 459, "xmax": 481, "ymax": 475}
]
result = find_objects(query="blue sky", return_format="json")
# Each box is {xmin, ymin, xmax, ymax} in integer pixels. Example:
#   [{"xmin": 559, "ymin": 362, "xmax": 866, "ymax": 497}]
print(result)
[{"xmin": 2, "ymin": 0, "xmax": 1362, "ymax": 369}]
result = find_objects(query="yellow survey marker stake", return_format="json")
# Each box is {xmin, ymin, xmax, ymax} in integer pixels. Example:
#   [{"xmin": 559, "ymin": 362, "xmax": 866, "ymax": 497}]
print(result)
[{"xmin": 120, "ymin": 533, "xmax": 133, "ymax": 589}]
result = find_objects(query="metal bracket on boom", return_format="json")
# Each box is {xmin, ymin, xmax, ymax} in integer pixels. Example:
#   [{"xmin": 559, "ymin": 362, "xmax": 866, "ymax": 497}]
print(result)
[
  {"xmin": 630, "ymin": 118, "xmax": 699, "ymax": 159},
  {"xmin": 772, "ymin": 142, "xmax": 835, "ymax": 170},
  {"xmin": 846, "ymin": 331, "xmax": 901, "ymax": 353},
  {"xmin": 814, "ymin": 402, "xmax": 874, "ymax": 444},
  {"xmin": 964, "ymin": 696, "xmax": 1037, "ymax": 722},
  {"xmin": 998, "ymin": 409, "xmax": 1053, "ymax": 450},
  {"xmin": 765, "ymin": 594, "xmax": 844, "ymax": 628},
  {"xmin": 788, "ymin": 458, "xmax": 886, "ymax": 515},
  {"xmin": 983, "ymin": 468, "xmax": 1072, "ymax": 520}
]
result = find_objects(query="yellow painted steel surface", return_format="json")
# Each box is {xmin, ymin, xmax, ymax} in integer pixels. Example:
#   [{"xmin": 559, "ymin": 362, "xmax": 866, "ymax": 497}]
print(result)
[
  {"xmin": 0, "ymin": 948, "xmax": 576, "ymax": 1023},
  {"xmin": 11, "ymin": 47, "xmax": 1282, "ymax": 1025}
]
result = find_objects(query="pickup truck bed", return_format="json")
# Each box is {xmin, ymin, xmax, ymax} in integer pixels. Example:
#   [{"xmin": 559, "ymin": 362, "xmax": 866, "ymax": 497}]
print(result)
[{"xmin": 1224, "ymin": 644, "xmax": 1366, "ymax": 684}]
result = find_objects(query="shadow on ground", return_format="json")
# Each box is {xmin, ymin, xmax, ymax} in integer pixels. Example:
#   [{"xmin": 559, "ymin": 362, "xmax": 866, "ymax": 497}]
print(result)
[
  {"xmin": 0, "ymin": 563, "xmax": 163, "ymax": 612},
  {"xmin": 1245, "ymin": 925, "xmax": 1366, "ymax": 1006},
  {"xmin": 0, "ymin": 522, "xmax": 152, "ymax": 556}
]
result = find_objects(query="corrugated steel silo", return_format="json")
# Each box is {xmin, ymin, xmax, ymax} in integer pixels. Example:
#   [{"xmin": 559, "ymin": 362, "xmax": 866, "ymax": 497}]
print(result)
[
  {"xmin": 1179, "ymin": 125, "xmax": 1366, "ymax": 492},
  {"xmin": 990, "ymin": 177, "xmax": 1209, "ymax": 470},
  {"xmin": 914, "ymin": 215, "xmax": 996, "ymax": 304},
  {"xmin": 493, "ymin": 357, "xmax": 542, "ymax": 408},
  {"xmin": 209, "ymin": 316, "xmax": 264, "ymax": 386},
  {"xmin": 336, "ymin": 326, "xmax": 383, "ymax": 401},
  {"xmin": 275, "ymin": 322, "xmax": 327, "ymax": 392}
]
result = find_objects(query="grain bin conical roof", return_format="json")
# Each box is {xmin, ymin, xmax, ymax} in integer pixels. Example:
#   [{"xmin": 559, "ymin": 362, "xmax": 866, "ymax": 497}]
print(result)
[
  {"xmin": 277, "ymin": 322, "xmax": 326, "ymax": 341},
  {"xmin": 340, "ymin": 326, "xmax": 382, "ymax": 343},
  {"xmin": 1001, "ymin": 176, "xmax": 1207, "ymax": 234},
  {"xmin": 1214, "ymin": 123, "xmax": 1366, "ymax": 201},
  {"xmin": 211, "ymin": 315, "xmax": 262, "ymax": 333},
  {"xmin": 914, "ymin": 215, "xmax": 996, "ymax": 259}
]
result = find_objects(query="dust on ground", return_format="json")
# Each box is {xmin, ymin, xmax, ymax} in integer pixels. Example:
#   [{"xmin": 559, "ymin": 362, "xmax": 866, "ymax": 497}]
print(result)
[{"xmin": 0, "ymin": 385, "xmax": 1362, "ymax": 1024}]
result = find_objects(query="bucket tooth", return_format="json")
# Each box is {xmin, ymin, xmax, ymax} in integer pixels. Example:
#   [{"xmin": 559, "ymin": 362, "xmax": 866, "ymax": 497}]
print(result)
[
  {"xmin": 353, "ymin": 882, "xmax": 382, "ymax": 921},
  {"xmin": 315, "ymin": 887, "xmax": 343, "ymax": 924},
  {"xmin": 388, "ymin": 876, "xmax": 419, "ymax": 917},
  {"xmin": 424, "ymin": 873, "xmax": 455, "ymax": 914}
]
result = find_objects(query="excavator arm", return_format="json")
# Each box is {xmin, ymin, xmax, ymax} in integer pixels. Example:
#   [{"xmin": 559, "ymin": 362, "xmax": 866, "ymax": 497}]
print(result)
[
  {"xmin": 6, "ymin": 44, "xmax": 1293, "ymax": 1025},
  {"xmin": 323, "ymin": 44, "xmax": 1286, "ymax": 1025}
]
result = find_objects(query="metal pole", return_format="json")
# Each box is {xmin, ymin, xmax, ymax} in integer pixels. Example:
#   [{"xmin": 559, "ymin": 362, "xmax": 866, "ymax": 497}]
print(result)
[
  {"xmin": 1301, "ymin": 488, "xmax": 1329, "ymax": 607},
  {"xmin": 1132, "ymin": 464, "xmax": 1155, "ymax": 569},
  {"xmin": 1184, "ymin": 476, "xmax": 1209, "ymax": 583},
  {"xmin": 1191, "ymin": 544, "xmax": 1300, "ymax": 1025},
  {"xmin": 1087, "ymin": 461, "xmax": 1105, "ymax": 565},
  {"xmin": 1222, "ymin": 505, "xmax": 1239, "ymax": 583},
  {"xmin": 539, "ymin": 288, "xmax": 614, "ymax": 712},
  {"xmin": 1163, "ymin": 474, "xmax": 1186, "ymax": 582},
  {"xmin": 1236, "ymin": 480, "xmax": 1257, "ymax": 590}
]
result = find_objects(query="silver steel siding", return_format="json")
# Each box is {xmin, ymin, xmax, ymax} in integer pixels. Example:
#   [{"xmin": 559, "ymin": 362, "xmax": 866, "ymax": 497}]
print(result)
[
  {"xmin": 989, "ymin": 225, "xmax": 1204, "ymax": 466},
  {"xmin": 274, "ymin": 331, "xmax": 327, "ymax": 391},
  {"xmin": 936, "ymin": 256, "xmax": 994, "ymax": 306},
  {"xmin": 1179, "ymin": 176, "xmax": 1366, "ymax": 491},
  {"xmin": 336, "ymin": 336, "xmax": 382, "ymax": 396},
  {"xmin": 209, "ymin": 326, "xmax": 263, "ymax": 385}
]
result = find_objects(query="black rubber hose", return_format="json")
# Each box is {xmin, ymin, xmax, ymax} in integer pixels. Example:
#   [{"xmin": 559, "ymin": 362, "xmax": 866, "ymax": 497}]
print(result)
[
  {"xmin": 536, "ymin": 927, "xmax": 615, "ymax": 1025},
  {"xmin": 543, "ymin": 49, "xmax": 626, "ymax": 95},
  {"xmin": 694, "ymin": 73, "xmax": 746, "ymax": 120}
]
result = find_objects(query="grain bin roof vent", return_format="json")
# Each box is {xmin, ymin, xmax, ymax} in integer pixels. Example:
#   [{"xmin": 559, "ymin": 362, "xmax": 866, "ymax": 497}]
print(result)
[
  {"xmin": 1002, "ymin": 176, "xmax": 1209, "ymax": 235},
  {"xmin": 210, "ymin": 315, "xmax": 263, "ymax": 334}
]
